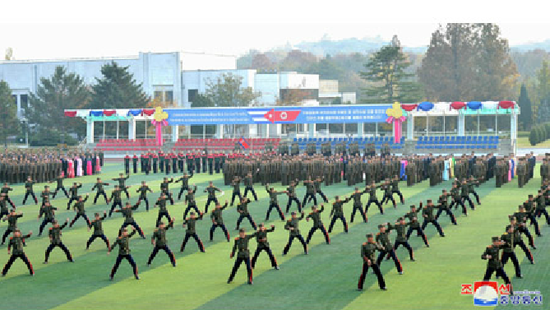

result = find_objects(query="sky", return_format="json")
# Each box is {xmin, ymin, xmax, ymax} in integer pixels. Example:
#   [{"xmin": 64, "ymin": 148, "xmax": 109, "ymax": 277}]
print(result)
[{"xmin": 1, "ymin": 0, "xmax": 549, "ymax": 60}]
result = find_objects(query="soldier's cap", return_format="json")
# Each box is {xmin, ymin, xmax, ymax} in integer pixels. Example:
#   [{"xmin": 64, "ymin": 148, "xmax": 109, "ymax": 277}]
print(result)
[
  {"xmin": 366, "ymin": 233, "xmax": 374, "ymax": 238},
  {"xmin": 239, "ymin": 228, "xmax": 246, "ymax": 233},
  {"xmin": 398, "ymin": 217, "xmax": 404, "ymax": 221},
  {"xmin": 291, "ymin": 211, "xmax": 297, "ymax": 215},
  {"xmin": 378, "ymin": 224, "xmax": 384, "ymax": 229},
  {"xmin": 492, "ymin": 236, "xmax": 500, "ymax": 242},
  {"xmin": 410, "ymin": 205, "xmax": 416, "ymax": 209},
  {"xmin": 519, "ymin": 205, "xmax": 524, "ymax": 209},
  {"xmin": 508, "ymin": 215, "xmax": 516, "ymax": 220},
  {"xmin": 258, "ymin": 223, "xmax": 264, "ymax": 228},
  {"xmin": 506, "ymin": 225, "xmax": 512, "ymax": 231},
  {"xmin": 529, "ymin": 194, "xmax": 533, "ymax": 198}
]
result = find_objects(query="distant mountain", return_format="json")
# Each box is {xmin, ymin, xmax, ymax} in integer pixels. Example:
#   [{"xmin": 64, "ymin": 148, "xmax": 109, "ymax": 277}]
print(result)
[
  {"xmin": 291, "ymin": 37, "xmax": 427, "ymax": 56},
  {"xmin": 511, "ymin": 39, "xmax": 550, "ymax": 52}
]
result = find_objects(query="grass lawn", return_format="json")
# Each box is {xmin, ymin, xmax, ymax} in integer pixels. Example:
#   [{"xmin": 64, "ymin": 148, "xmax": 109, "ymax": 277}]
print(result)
[
  {"xmin": 517, "ymin": 137, "xmax": 550, "ymax": 149},
  {"xmin": 0, "ymin": 163, "xmax": 548, "ymax": 310}
]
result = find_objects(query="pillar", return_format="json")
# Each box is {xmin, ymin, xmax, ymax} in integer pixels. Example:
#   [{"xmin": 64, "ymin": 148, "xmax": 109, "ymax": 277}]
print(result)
[
  {"xmin": 217, "ymin": 124, "xmax": 224, "ymax": 138},
  {"xmin": 357, "ymin": 123, "xmax": 364, "ymax": 137},
  {"xmin": 308, "ymin": 123, "xmax": 316, "ymax": 138},
  {"xmin": 407, "ymin": 115, "xmax": 414, "ymax": 140},
  {"xmin": 128, "ymin": 118, "xmax": 136, "ymax": 140},
  {"xmin": 510, "ymin": 110, "xmax": 518, "ymax": 140},
  {"xmin": 86, "ymin": 118, "xmax": 94, "ymax": 144},
  {"xmin": 458, "ymin": 113, "xmax": 465, "ymax": 136},
  {"xmin": 172, "ymin": 125, "xmax": 179, "ymax": 142}
]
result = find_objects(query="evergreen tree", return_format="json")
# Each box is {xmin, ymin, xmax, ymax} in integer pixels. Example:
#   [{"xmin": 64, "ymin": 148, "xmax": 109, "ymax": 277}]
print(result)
[
  {"xmin": 518, "ymin": 84, "xmax": 533, "ymax": 130},
  {"xmin": 26, "ymin": 66, "xmax": 89, "ymax": 142},
  {"xmin": 360, "ymin": 35, "xmax": 422, "ymax": 103},
  {"xmin": 90, "ymin": 62, "xmax": 149, "ymax": 109},
  {"xmin": 0, "ymin": 81, "xmax": 18, "ymax": 147}
]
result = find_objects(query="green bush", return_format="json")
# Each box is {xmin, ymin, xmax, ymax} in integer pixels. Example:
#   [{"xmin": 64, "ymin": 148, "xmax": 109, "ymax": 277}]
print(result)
[
  {"xmin": 529, "ymin": 128, "xmax": 538, "ymax": 146},
  {"xmin": 30, "ymin": 128, "xmax": 78, "ymax": 147}
]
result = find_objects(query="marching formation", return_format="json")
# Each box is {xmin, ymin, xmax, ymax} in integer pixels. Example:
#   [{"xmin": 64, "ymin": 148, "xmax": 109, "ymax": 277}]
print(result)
[{"xmin": 0, "ymin": 150, "xmax": 546, "ymax": 293}]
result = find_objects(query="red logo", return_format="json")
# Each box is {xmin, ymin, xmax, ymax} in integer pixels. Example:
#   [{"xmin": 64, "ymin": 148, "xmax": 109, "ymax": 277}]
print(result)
[
  {"xmin": 461, "ymin": 284, "xmax": 473, "ymax": 295},
  {"xmin": 263, "ymin": 109, "xmax": 300, "ymax": 123}
]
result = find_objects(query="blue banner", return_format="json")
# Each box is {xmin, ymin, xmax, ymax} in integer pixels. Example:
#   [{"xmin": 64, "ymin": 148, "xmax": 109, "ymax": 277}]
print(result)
[{"xmin": 165, "ymin": 105, "xmax": 392, "ymax": 125}]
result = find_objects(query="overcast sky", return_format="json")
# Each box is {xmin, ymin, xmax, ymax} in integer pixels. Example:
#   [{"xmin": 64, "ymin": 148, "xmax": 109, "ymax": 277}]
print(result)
[{"xmin": 1, "ymin": 0, "xmax": 549, "ymax": 60}]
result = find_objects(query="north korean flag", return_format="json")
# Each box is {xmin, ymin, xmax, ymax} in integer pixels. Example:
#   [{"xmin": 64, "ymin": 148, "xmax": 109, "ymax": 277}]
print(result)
[
  {"xmin": 263, "ymin": 109, "xmax": 301, "ymax": 124},
  {"xmin": 239, "ymin": 137, "xmax": 250, "ymax": 149}
]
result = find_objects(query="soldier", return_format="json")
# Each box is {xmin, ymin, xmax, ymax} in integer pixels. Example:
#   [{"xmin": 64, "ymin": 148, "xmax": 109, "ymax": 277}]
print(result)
[
  {"xmin": 251, "ymin": 224, "xmax": 278, "ymax": 269},
  {"xmin": 512, "ymin": 207, "xmax": 536, "ymax": 250},
  {"xmin": 348, "ymin": 187, "xmax": 368, "ymax": 224},
  {"xmin": 1, "ymin": 183, "xmax": 15, "ymax": 209},
  {"xmin": 147, "ymin": 218, "xmax": 176, "ymax": 267},
  {"xmin": 282, "ymin": 211, "xmax": 308, "ymax": 255},
  {"xmin": 38, "ymin": 202, "xmax": 57, "ymax": 236},
  {"xmin": 182, "ymin": 185, "xmax": 199, "ymax": 220},
  {"xmin": 70, "ymin": 194, "xmax": 91, "ymax": 227},
  {"xmin": 181, "ymin": 212, "xmax": 206, "ymax": 253},
  {"xmin": 91, "ymin": 178, "xmax": 110, "ymax": 205},
  {"xmin": 365, "ymin": 181, "xmax": 384, "ymax": 215},
  {"xmin": 86, "ymin": 211, "xmax": 110, "ymax": 250},
  {"xmin": 176, "ymin": 171, "xmax": 194, "ymax": 200},
  {"xmin": 375, "ymin": 223, "xmax": 403, "ymax": 274},
  {"xmin": 435, "ymin": 190, "xmax": 457, "ymax": 225},
  {"xmin": 306, "ymin": 205, "xmax": 330, "ymax": 244},
  {"xmin": 390, "ymin": 175, "xmax": 405, "ymax": 204},
  {"xmin": 227, "ymin": 228, "xmax": 254, "ymax": 285},
  {"xmin": 66, "ymin": 182, "xmax": 83, "ymax": 210},
  {"xmin": 1, "ymin": 229, "xmax": 34, "ymax": 277},
  {"xmin": 50, "ymin": 173, "xmax": 69, "ymax": 199},
  {"xmin": 393, "ymin": 217, "xmax": 414, "ymax": 261},
  {"xmin": 421, "ymin": 199, "xmax": 445, "ymax": 237},
  {"xmin": 380, "ymin": 179, "xmax": 397, "ymax": 208},
  {"xmin": 1, "ymin": 209, "xmax": 23, "ymax": 245},
  {"xmin": 357, "ymin": 233, "xmax": 387, "ymax": 291},
  {"xmin": 44, "ymin": 219, "xmax": 73, "ymax": 264},
  {"xmin": 160, "ymin": 177, "xmax": 175, "ymax": 205},
  {"xmin": 0, "ymin": 194, "xmax": 10, "ymax": 220},
  {"xmin": 243, "ymin": 172, "xmax": 258, "ymax": 201},
  {"xmin": 523, "ymin": 197, "xmax": 541, "ymax": 237},
  {"xmin": 535, "ymin": 189, "xmax": 550, "ymax": 225},
  {"xmin": 154, "ymin": 193, "xmax": 172, "ymax": 227},
  {"xmin": 404, "ymin": 204, "xmax": 429, "ymax": 247},
  {"xmin": 449, "ymin": 183, "xmax": 467, "ymax": 216},
  {"xmin": 114, "ymin": 202, "xmax": 145, "ymax": 239},
  {"xmin": 210, "ymin": 201, "xmax": 230, "ymax": 242},
  {"xmin": 112, "ymin": 173, "xmax": 131, "ymax": 199},
  {"xmin": 236, "ymin": 197, "xmax": 257, "ymax": 231},
  {"xmin": 302, "ymin": 177, "xmax": 317, "ymax": 207},
  {"xmin": 230, "ymin": 176, "xmax": 243, "ymax": 206},
  {"xmin": 481, "ymin": 237, "xmax": 511, "ymax": 290},
  {"xmin": 204, "ymin": 181, "xmax": 221, "ymax": 213},
  {"xmin": 132, "ymin": 154, "xmax": 138, "ymax": 174},
  {"xmin": 22, "ymin": 176, "xmax": 38, "ymax": 205},
  {"xmin": 468, "ymin": 176, "xmax": 481, "ymax": 205},
  {"xmin": 314, "ymin": 176, "xmax": 329, "ymax": 203},
  {"xmin": 108, "ymin": 227, "xmax": 139, "ymax": 281},
  {"xmin": 328, "ymin": 195, "xmax": 351, "ymax": 233},
  {"xmin": 265, "ymin": 185, "xmax": 287, "ymax": 221},
  {"xmin": 136, "ymin": 181, "xmax": 153, "ymax": 211},
  {"xmin": 40, "ymin": 185, "xmax": 53, "ymax": 207},
  {"xmin": 501, "ymin": 225, "xmax": 522, "ymax": 278},
  {"xmin": 108, "ymin": 185, "xmax": 126, "ymax": 217},
  {"xmin": 508, "ymin": 216, "xmax": 534, "ymax": 264},
  {"xmin": 124, "ymin": 154, "xmax": 131, "ymax": 175},
  {"xmin": 285, "ymin": 179, "xmax": 302, "ymax": 213}
]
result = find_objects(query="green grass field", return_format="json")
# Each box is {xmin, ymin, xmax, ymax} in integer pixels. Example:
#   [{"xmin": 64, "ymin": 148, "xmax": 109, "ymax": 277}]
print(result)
[{"xmin": 0, "ymin": 163, "xmax": 548, "ymax": 310}]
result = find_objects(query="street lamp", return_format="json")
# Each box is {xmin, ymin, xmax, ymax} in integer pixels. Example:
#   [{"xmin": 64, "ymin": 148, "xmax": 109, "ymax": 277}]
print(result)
[{"xmin": 20, "ymin": 117, "xmax": 29, "ymax": 148}]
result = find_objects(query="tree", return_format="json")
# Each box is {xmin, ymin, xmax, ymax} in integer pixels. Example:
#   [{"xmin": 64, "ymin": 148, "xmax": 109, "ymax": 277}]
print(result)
[
  {"xmin": 26, "ymin": 66, "xmax": 89, "ymax": 143},
  {"xmin": 190, "ymin": 94, "xmax": 215, "ymax": 108},
  {"xmin": 536, "ymin": 61, "xmax": 550, "ymax": 102},
  {"xmin": 204, "ymin": 73, "xmax": 261, "ymax": 107},
  {"xmin": 90, "ymin": 62, "xmax": 149, "ymax": 109},
  {"xmin": 517, "ymin": 84, "xmax": 533, "ymax": 130},
  {"xmin": 360, "ymin": 35, "xmax": 423, "ymax": 103},
  {"xmin": 0, "ymin": 81, "xmax": 18, "ymax": 147},
  {"xmin": 418, "ymin": 23, "xmax": 518, "ymax": 101}
]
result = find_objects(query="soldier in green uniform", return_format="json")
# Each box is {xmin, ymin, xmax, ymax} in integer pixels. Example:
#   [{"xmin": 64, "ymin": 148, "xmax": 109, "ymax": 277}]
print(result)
[
  {"xmin": 147, "ymin": 218, "xmax": 176, "ymax": 267},
  {"xmin": 108, "ymin": 227, "xmax": 139, "ymax": 280},
  {"xmin": 112, "ymin": 173, "xmax": 131, "ymax": 199},
  {"xmin": 50, "ymin": 173, "xmax": 69, "ymax": 199},
  {"xmin": 251, "ymin": 224, "xmax": 278, "ymax": 269},
  {"xmin": 500, "ymin": 225, "xmax": 522, "ymax": 278},
  {"xmin": 243, "ymin": 172, "xmax": 259, "ymax": 201},
  {"xmin": 421, "ymin": 199, "xmax": 445, "ymax": 237},
  {"xmin": 230, "ymin": 176, "xmax": 243, "ymax": 206},
  {"xmin": 481, "ymin": 236, "xmax": 511, "ymax": 289},
  {"xmin": 160, "ymin": 177, "xmax": 174, "ymax": 205},
  {"xmin": 154, "ymin": 193, "xmax": 173, "ymax": 227},
  {"xmin": 348, "ymin": 187, "xmax": 368, "ymax": 223},
  {"xmin": 183, "ymin": 185, "xmax": 199, "ymax": 220},
  {"xmin": 181, "ymin": 212, "xmax": 205, "ymax": 253},
  {"xmin": 1, "ymin": 209, "xmax": 23, "ymax": 245},
  {"xmin": 302, "ymin": 177, "xmax": 317, "ymax": 207},
  {"xmin": 435, "ymin": 190, "xmax": 457, "ymax": 225},
  {"xmin": 380, "ymin": 179, "xmax": 397, "ymax": 208},
  {"xmin": 22, "ymin": 176, "xmax": 38, "ymax": 205},
  {"xmin": 108, "ymin": 185, "xmax": 128, "ymax": 217},
  {"xmin": 328, "ymin": 195, "xmax": 351, "ymax": 233},
  {"xmin": 67, "ymin": 182, "xmax": 83, "ymax": 210},
  {"xmin": 136, "ymin": 181, "xmax": 153, "ymax": 211},
  {"xmin": 38, "ymin": 201, "xmax": 57, "ymax": 236},
  {"xmin": 228, "ymin": 228, "xmax": 254, "ymax": 285},
  {"xmin": 314, "ymin": 176, "xmax": 329, "ymax": 203},
  {"xmin": 535, "ymin": 189, "xmax": 550, "ymax": 224},
  {"xmin": 357, "ymin": 233, "xmax": 387, "ymax": 291},
  {"xmin": 305, "ymin": 205, "xmax": 330, "ymax": 244},
  {"xmin": 375, "ymin": 223, "xmax": 403, "ymax": 274},
  {"xmin": 69, "ymin": 194, "xmax": 91, "ymax": 227},
  {"xmin": 390, "ymin": 175, "xmax": 405, "ymax": 204},
  {"xmin": 44, "ymin": 219, "xmax": 73, "ymax": 264},
  {"xmin": 114, "ymin": 201, "xmax": 145, "ymax": 238},
  {"xmin": 365, "ymin": 181, "xmax": 384, "ymax": 215},
  {"xmin": 86, "ymin": 211, "xmax": 110, "ymax": 250},
  {"xmin": 1, "ymin": 229, "xmax": 34, "ymax": 276},
  {"xmin": 91, "ymin": 178, "xmax": 110, "ymax": 205},
  {"xmin": 285, "ymin": 179, "xmax": 302, "ymax": 213},
  {"xmin": 235, "ymin": 197, "xmax": 257, "ymax": 230},
  {"xmin": 508, "ymin": 216, "xmax": 534, "ymax": 264},
  {"xmin": 1, "ymin": 183, "xmax": 15, "ymax": 209},
  {"xmin": 283, "ymin": 211, "xmax": 308, "ymax": 255},
  {"xmin": 265, "ymin": 184, "xmax": 287, "ymax": 221},
  {"xmin": 517, "ymin": 158, "xmax": 526, "ymax": 188},
  {"xmin": 176, "ymin": 171, "xmax": 194, "ymax": 200},
  {"xmin": 203, "ymin": 181, "xmax": 221, "ymax": 213},
  {"xmin": 210, "ymin": 201, "xmax": 230, "ymax": 242},
  {"xmin": 392, "ymin": 217, "xmax": 414, "ymax": 261}
]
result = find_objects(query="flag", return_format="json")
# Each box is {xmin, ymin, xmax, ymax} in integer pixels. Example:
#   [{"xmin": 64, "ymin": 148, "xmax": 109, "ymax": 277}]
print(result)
[{"xmin": 239, "ymin": 137, "xmax": 250, "ymax": 149}]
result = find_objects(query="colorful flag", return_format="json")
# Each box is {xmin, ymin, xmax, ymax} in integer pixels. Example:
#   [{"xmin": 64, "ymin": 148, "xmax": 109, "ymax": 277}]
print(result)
[{"xmin": 239, "ymin": 137, "xmax": 250, "ymax": 149}]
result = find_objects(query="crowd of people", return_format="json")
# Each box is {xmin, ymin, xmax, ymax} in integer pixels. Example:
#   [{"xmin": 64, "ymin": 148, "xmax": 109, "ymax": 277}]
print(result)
[{"xmin": 0, "ymin": 147, "xmax": 547, "ymax": 292}]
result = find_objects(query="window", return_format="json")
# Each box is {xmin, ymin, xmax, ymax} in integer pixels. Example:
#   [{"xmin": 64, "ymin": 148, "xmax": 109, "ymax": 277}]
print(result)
[
  {"xmin": 20, "ymin": 94, "xmax": 28, "ymax": 111},
  {"xmin": 165, "ymin": 91, "xmax": 173, "ymax": 104},
  {"xmin": 154, "ymin": 91, "xmax": 163, "ymax": 101},
  {"xmin": 188, "ymin": 89, "xmax": 198, "ymax": 103},
  {"xmin": 11, "ymin": 95, "xmax": 17, "ymax": 105}
]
